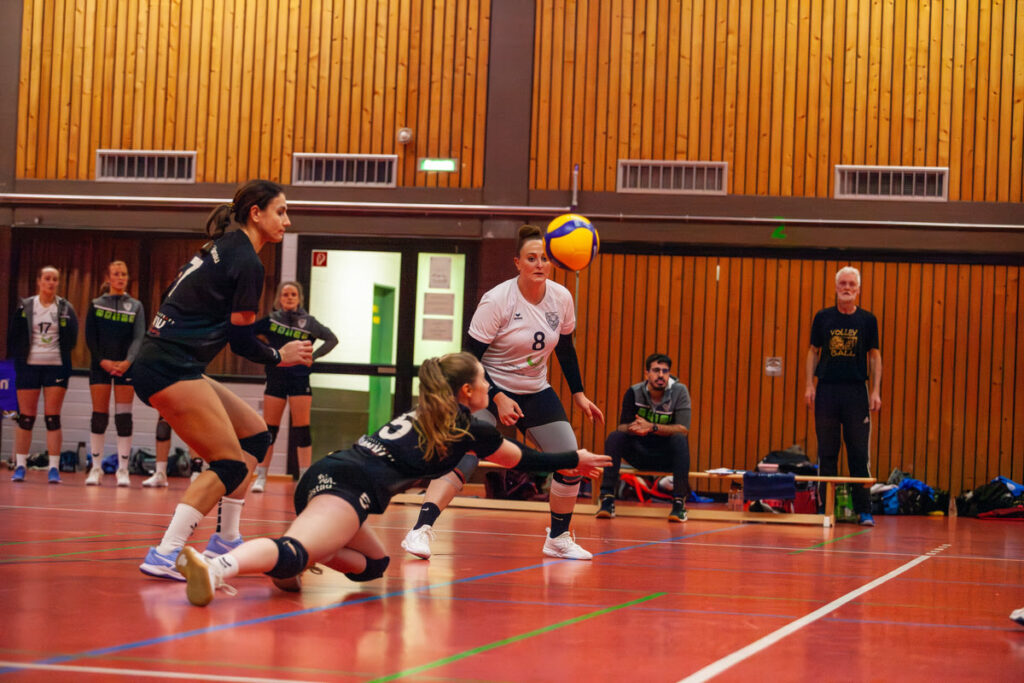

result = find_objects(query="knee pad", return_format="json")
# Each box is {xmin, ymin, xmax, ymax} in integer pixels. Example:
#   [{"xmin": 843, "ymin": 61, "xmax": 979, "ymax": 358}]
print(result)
[
  {"xmin": 90, "ymin": 412, "xmax": 109, "ymax": 435},
  {"xmin": 239, "ymin": 430, "xmax": 272, "ymax": 464},
  {"xmin": 550, "ymin": 473, "xmax": 581, "ymax": 498},
  {"xmin": 345, "ymin": 555, "xmax": 390, "ymax": 583},
  {"xmin": 44, "ymin": 415, "xmax": 61, "ymax": 431},
  {"xmin": 265, "ymin": 536, "xmax": 309, "ymax": 579},
  {"xmin": 292, "ymin": 425, "xmax": 311, "ymax": 448},
  {"xmin": 454, "ymin": 453, "xmax": 478, "ymax": 483},
  {"xmin": 207, "ymin": 459, "xmax": 249, "ymax": 493},
  {"xmin": 16, "ymin": 414, "xmax": 36, "ymax": 431},
  {"xmin": 155, "ymin": 418, "xmax": 171, "ymax": 442},
  {"xmin": 114, "ymin": 412, "xmax": 133, "ymax": 437},
  {"xmin": 267, "ymin": 424, "xmax": 280, "ymax": 445}
]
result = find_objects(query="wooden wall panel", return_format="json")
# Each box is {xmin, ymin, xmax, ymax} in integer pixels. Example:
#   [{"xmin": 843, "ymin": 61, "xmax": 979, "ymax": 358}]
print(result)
[
  {"xmin": 531, "ymin": 0, "xmax": 1024, "ymax": 200},
  {"xmin": 551, "ymin": 255, "xmax": 1024, "ymax": 497},
  {"xmin": 16, "ymin": 0, "xmax": 489, "ymax": 188}
]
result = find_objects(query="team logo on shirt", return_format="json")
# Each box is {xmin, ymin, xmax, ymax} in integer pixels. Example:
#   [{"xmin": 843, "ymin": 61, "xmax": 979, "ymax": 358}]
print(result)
[
  {"xmin": 545, "ymin": 312, "xmax": 559, "ymax": 331},
  {"xmin": 359, "ymin": 492, "xmax": 371, "ymax": 510},
  {"xmin": 513, "ymin": 312, "xmax": 523, "ymax": 320},
  {"xmin": 297, "ymin": 317, "xmax": 308, "ymax": 329}
]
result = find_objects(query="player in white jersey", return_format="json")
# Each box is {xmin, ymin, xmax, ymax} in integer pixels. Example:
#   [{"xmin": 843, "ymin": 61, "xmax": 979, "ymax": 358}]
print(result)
[{"xmin": 402, "ymin": 224, "xmax": 604, "ymax": 560}]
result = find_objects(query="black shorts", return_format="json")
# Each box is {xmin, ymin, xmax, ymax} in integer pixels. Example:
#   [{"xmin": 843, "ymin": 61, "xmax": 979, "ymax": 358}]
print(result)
[
  {"xmin": 264, "ymin": 368, "xmax": 312, "ymax": 399},
  {"xmin": 89, "ymin": 362, "xmax": 134, "ymax": 386},
  {"xmin": 131, "ymin": 338, "xmax": 207, "ymax": 406},
  {"xmin": 14, "ymin": 361, "xmax": 70, "ymax": 390},
  {"xmin": 293, "ymin": 450, "xmax": 381, "ymax": 525},
  {"xmin": 487, "ymin": 385, "xmax": 569, "ymax": 433}
]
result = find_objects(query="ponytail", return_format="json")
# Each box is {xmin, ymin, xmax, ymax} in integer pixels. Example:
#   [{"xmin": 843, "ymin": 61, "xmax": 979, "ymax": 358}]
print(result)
[
  {"xmin": 204, "ymin": 179, "xmax": 285, "ymax": 242},
  {"xmin": 414, "ymin": 353, "xmax": 478, "ymax": 460}
]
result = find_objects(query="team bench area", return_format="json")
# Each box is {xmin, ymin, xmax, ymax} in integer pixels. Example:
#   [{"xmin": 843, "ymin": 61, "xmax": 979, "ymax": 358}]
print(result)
[{"xmin": 390, "ymin": 461, "xmax": 875, "ymax": 528}]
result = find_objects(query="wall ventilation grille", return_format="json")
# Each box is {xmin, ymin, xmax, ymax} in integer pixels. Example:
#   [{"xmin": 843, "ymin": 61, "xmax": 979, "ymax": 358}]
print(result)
[
  {"xmin": 617, "ymin": 160, "xmax": 728, "ymax": 194},
  {"xmin": 292, "ymin": 153, "xmax": 398, "ymax": 187},
  {"xmin": 834, "ymin": 165, "xmax": 948, "ymax": 201},
  {"xmin": 95, "ymin": 150, "xmax": 196, "ymax": 182}
]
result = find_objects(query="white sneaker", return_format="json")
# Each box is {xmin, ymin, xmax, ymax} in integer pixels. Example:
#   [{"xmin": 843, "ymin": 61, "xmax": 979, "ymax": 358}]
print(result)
[
  {"xmin": 142, "ymin": 471, "xmax": 169, "ymax": 488},
  {"xmin": 85, "ymin": 467, "xmax": 103, "ymax": 486},
  {"xmin": 401, "ymin": 525, "xmax": 435, "ymax": 559},
  {"xmin": 1011, "ymin": 607, "xmax": 1024, "ymax": 626},
  {"xmin": 542, "ymin": 528, "xmax": 593, "ymax": 560},
  {"xmin": 251, "ymin": 472, "xmax": 267, "ymax": 493},
  {"xmin": 116, "ymin": 468, "xmax": 131, "ymax": 487},
  {"xmin": 175, "ymin": 546, "xmax": 236, "ymax": 606}
]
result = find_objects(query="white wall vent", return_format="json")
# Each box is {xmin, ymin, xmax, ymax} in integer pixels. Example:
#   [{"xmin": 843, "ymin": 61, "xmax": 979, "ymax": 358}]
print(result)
[
  {"xmin": 95, "ymin": 150, "xmax": 196, "ymax": 182},
  {"xmin": 617, "ymin": 159, "xmax": 728, "ymax": 194},
  {"xmin": 292, "ymin": 153, "xmax": 398, "ymax": 187},
  {"xmin": 834, "ymin": 165, "xmax": 948, "ymax": 201}
]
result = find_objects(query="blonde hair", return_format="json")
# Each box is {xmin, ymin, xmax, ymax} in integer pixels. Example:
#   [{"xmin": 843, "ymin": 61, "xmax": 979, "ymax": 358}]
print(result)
[
  {"xmin": 273, "ymin": 281, "xmax": 305, "ymax": 310},
  {"xmin": 414, "ymin": 352, "xmax": 478, "ymax": 461}
]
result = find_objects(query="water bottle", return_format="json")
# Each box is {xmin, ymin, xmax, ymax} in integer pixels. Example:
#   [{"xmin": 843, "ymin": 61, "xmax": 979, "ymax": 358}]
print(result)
[
  {"xmin": 728, "ymin": 482, "xmax": 743, "ymax": 511},
  {"xmin": 836, "ymin": 484, "xmax": 855, "ymax": 521}
]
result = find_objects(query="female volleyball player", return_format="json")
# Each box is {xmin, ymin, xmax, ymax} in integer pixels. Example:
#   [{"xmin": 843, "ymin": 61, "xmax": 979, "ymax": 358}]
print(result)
[
  {"xmin": 8, "ymin": 266, "xmax": 78, "ymax": 484},
  {"xmin": 135, "ymin": 179, "xmax": 313, "ymax": 580},
  {"xmin": 176, "ymin": 352, "xmax": 611, "ymax": 606},
  {"xmin": 250, "ymin": 281, "xmax": 338, "ymax": 492},
  {"xmin": 401, "ymin": 224, "xmax": 604, "ymax": 561},
  {"xmin": 84, "ymin": 260, "xmax": 146, "ymax": 487}
]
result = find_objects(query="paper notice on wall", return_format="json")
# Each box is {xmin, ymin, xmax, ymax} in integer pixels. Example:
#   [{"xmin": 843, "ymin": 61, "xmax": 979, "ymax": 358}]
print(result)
[
  {"xmin": 422, "ymin": 318, "xmax": 453, "ymax": 341},
  {"xmin": 423, "ymin": 292, "xmax": 455, "ymax": 316},
  {"xmin": 429, "ymin": 256, "xmax": 451, "ymax": 289}
]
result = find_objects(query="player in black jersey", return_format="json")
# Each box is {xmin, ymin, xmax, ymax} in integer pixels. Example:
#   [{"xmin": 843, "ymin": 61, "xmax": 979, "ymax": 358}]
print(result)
[
  {"xmin": 84, "ymin": 260, "xmax": 146, "ymax": 487},
  {"xmin": 250, "ymin": 281, "xmax": 338, "ymax": 492},
  {"xmin": 136, "ymin": 180, "xmax": 313, "ymax": 581},
  {"xmin": 174, "ymin": 352, "xmax": 611, "ymax": 606}
]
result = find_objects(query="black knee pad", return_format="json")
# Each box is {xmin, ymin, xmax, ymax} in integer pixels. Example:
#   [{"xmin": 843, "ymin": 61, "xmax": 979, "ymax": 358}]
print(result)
[
  {"xmin": 207, "ymin": 459, "xmax": 249, "ymax": 493},
  {"xmin": 292, "ymin": 425, "xmax": 311, "ymax": 448},
  {"xmin": 44, "ymin": 415, "xmax": 61, "ymax": 431},
  {"xmin": 265, "ymin": 536, "xmax": 309, "ymax": 579},
  {"xmin": 16, "ymin": 413, "xmax": 36, "ymax": 431},
  {"xmin": 90, "ymin": 411, "xmax": 109, "ymax": 434},
  {"xmin": 267, "ymin": 424, "xmax": 280, "ymax": 445},
  {"xmin": 345, "ymin": 555, "xmax": 390, "ymax": 583},
  {"xmin": 552, "ymin": 470, "xmax": 582, "ymax": 486},
  {"xmin": 155, "ymin": 418, "xmax": 171, "ymax": 442},
  {"xmin": 114, "ymin": 412, "xmax": 133, "ymax": 437},
  {"xmin": 239, "ymin": 430, "xmax": 272, "ymax": 464}
]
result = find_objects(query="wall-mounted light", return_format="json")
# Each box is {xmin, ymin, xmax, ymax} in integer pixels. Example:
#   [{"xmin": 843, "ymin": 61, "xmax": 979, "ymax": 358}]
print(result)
[{"xmin": 397, "ymin": 127, "xmax": 414, "ymax": 144}]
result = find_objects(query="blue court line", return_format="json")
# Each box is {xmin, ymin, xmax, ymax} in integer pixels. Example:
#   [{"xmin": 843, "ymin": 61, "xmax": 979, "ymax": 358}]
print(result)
[{"xmin": 0, "ymin": 525, "xmax": 742, "ymax": 673}]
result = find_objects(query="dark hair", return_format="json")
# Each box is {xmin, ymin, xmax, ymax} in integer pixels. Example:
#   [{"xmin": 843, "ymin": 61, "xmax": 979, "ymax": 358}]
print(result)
[
  {"xmin": 645, "ymin": 353, "xmax": 672, "ymax": 370},
  {"xmin": 204, "ymin": 179, "xmax": 285, "ymax": 241},
  {"xmin": 414, "ymin": 352, "xmax": 478, "ymax": 461},
  {"xmin": 516, "ymin": 224, "xmax": 544, "ymax": 255},
  {"xmin": 273, "ymin": 281, "xmax": 305, "ymax": 310}
]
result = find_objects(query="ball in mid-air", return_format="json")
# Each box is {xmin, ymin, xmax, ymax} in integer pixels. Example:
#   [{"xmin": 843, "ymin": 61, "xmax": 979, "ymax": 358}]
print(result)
[{"xmin": 544, "ymin": 213, "xmax": 599, "ymax": 271}]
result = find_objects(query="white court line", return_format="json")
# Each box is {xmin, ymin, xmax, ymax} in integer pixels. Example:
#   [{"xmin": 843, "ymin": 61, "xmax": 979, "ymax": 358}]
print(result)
[
  {"xmin": 0, "ymin": 660, "xmax": 320, "ymax": 682},
  {"xmin": 679, "ymin": 543, "xmax": 951, "ymax": 683}
]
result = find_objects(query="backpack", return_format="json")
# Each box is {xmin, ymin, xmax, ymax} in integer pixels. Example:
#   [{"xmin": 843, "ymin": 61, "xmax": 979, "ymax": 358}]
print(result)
[
  {"xmin": 167, "ymin": 447, "xmax": 191, "ymax": 477},
  {"xmin": 484, "ymin": 470, "xmax": 542, "ymax": 501},
  {"xmin": 758, "ymin": 448, "xmax": 817, "ymax": 475},
  {"xmin": 59, "ymin": 449, "xmax": 79, "ymax": 472},
  {"xmin": 955, "ymin": 480, "xmax": 1015, "ymax": 517},
  {"xmin": 128, "ymin": 448, "xmax": 156, "ymax": 475}
]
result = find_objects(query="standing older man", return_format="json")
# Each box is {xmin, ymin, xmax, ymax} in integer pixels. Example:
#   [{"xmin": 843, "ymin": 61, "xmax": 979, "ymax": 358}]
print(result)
[{"xmin": 804, "ymin": 266, "xmax": 882, "ymax": 526}]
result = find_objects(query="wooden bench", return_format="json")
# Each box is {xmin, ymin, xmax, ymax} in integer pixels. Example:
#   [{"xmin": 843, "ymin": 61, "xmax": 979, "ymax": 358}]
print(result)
[{"xmin": 391, "ymin": 463, "xmax": 875, "ymax": 527}]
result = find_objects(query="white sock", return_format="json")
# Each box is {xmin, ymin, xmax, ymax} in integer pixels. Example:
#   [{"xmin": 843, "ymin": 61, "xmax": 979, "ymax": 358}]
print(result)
[
  {"xmin": 15, "ymin": 453, "xmax": 28, "ymax": 468},
  {"xmin": 117, "ymin": 436, "xmax": 132, "ymax": 470},
  {"xmin": 211, "ymin": 552, "xmax": 241, "ymax": 580},
  {"xmin": 155, "ymin": 461, "xmax": 167, "ymax": 475},
  {"xmin": 217, "ymin": 497, "xmax": 245, "ymax": 541},
  {"xmin": 298, "ymin": 466, "xmax": 309, "ymax": 480},
  {"xmin": 48, "ymin": 455, "xmax": 59, "ymax": 469},
  {"xmin": 90, "ymin": 433, "xmax": 105, "ymax": 462},
  {"xmin": 255, "ymin": 466, "xmax": 268, "ymax": 479},
  {"xmin": 156, "ymin": 503, "xmax": 204, "ymax": 555}
]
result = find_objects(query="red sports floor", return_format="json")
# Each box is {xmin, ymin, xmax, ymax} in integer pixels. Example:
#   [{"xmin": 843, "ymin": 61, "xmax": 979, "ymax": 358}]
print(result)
[{"xmin": 1, "ymin": 471, "xmax": 1023, "ymax": 682}]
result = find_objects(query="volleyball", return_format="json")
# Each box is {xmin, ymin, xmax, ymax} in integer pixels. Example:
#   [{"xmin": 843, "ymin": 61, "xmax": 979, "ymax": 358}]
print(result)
[{"xmin": 544, "ymin": 213, "xmax": 599, "ymax": 271}]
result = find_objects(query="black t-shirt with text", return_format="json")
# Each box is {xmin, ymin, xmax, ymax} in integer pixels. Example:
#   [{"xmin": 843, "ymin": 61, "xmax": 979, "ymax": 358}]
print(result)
[
  {"xmin": 810, "ymin": 306, "xmax": 879, "ymax": 383},
  {"xmin": 147, "ymin": 229, "xmax": 264, "ymax": 363}
]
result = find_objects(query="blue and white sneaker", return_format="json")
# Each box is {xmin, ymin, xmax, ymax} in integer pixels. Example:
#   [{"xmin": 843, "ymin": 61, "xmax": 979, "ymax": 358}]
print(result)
[
  {"xmin": 47, "ymin": 467, "xmax": 61, "ymax": 484},
  {"xmin": 11, "ymin": 466, "xmax": 26, "ymax": 482},
  {"xmin": 139, "ymin": 547, "xmax": 185, "ymax": 581},
  {"xmin": 858, "ymin": 513, "xmax": 875, "ymax": 527},
  {"xmin": 203, "ymin": 532, "xmax": 243, "ymax": 559}
]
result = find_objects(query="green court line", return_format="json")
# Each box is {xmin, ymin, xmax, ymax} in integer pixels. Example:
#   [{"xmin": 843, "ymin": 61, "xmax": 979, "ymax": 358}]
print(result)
[
  {"xmin": 367, "ymin": 592, "xmax": 666, "ymax": 683},
  {"xmin": 789, "ymin": 529, "xmax": 872, "ymax": 554},
  {"xmin": 0, "ymin": 534, "xmax": 113, "ymax": 547}
]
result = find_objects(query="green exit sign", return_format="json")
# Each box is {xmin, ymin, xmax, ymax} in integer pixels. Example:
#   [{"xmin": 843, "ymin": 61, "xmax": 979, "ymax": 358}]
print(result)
[{"xmin": 418, "ymin": 158, "xmax": 458, "ymax": 172}]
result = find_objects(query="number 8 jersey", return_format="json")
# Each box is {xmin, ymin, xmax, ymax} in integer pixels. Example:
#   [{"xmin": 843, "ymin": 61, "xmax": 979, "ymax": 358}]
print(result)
[{"xmin": 467, "ymin": 277, "xmax": 576, "ymax": 394}]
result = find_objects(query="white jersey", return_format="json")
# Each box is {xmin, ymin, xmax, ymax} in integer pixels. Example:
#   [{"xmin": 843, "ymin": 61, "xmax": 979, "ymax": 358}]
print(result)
[
  {"xmin": 27, "ymin": 296, "xmax": 61, "ymax": 365},
  {"xmin": 468, "ymin": 277, "xmax": 576, "ymax": 394}
]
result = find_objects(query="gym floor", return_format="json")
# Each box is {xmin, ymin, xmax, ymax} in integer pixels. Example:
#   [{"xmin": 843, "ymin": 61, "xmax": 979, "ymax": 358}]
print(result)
[{"xmin": 1, "ymin": 471, "xmax": 1022, "ymax": 682}]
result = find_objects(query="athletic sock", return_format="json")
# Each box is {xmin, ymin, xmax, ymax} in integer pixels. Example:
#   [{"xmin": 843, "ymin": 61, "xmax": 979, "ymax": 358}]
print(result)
[
  {"xmin": 211, "ymin": 552, "xmax": 241, "ymax": 579},
  {"xmin": 550, "ymin": 512, "xmax": 572, "ymax": 537},
  {"xmin": 154, "ymin": 461, "xmax": 167, "ymax": 476},
  {"xmin": 156, "ymin": 503, "xmax": 204, "ymax": 555},
  {"xmin": 298, "ymin": 466, "xmax": 309, "ymax": 480},
  {"xmin": 117, "ymin": 436, "xmax": 132, "ymax": 470},
  {"xmin": 48, "ymin": 454, "xmax": 59, "ymax": 470},
  {"xmin": 254, "ymin": 465, "xmax": 268, "ymax": 479},
  {"xmin": 217, "ymin": 497, "xmax": 245, "ymax": 541},
  {"xmin": 90, "ymin": 434, "xmax": 105, "ymax": 463},
  {"xmin": 414, "ymin": 502, "xmax": 442, "ymax": 529},
  {"xmin": 15, "ymin": 453, "xmax": 28, "ymax": 468}
]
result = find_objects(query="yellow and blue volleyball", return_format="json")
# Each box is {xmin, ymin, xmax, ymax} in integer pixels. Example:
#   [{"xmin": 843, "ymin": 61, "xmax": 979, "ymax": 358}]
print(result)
[{"xmin": 544, "ymin": 213, "xmax": 599, "ymax": 271}]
